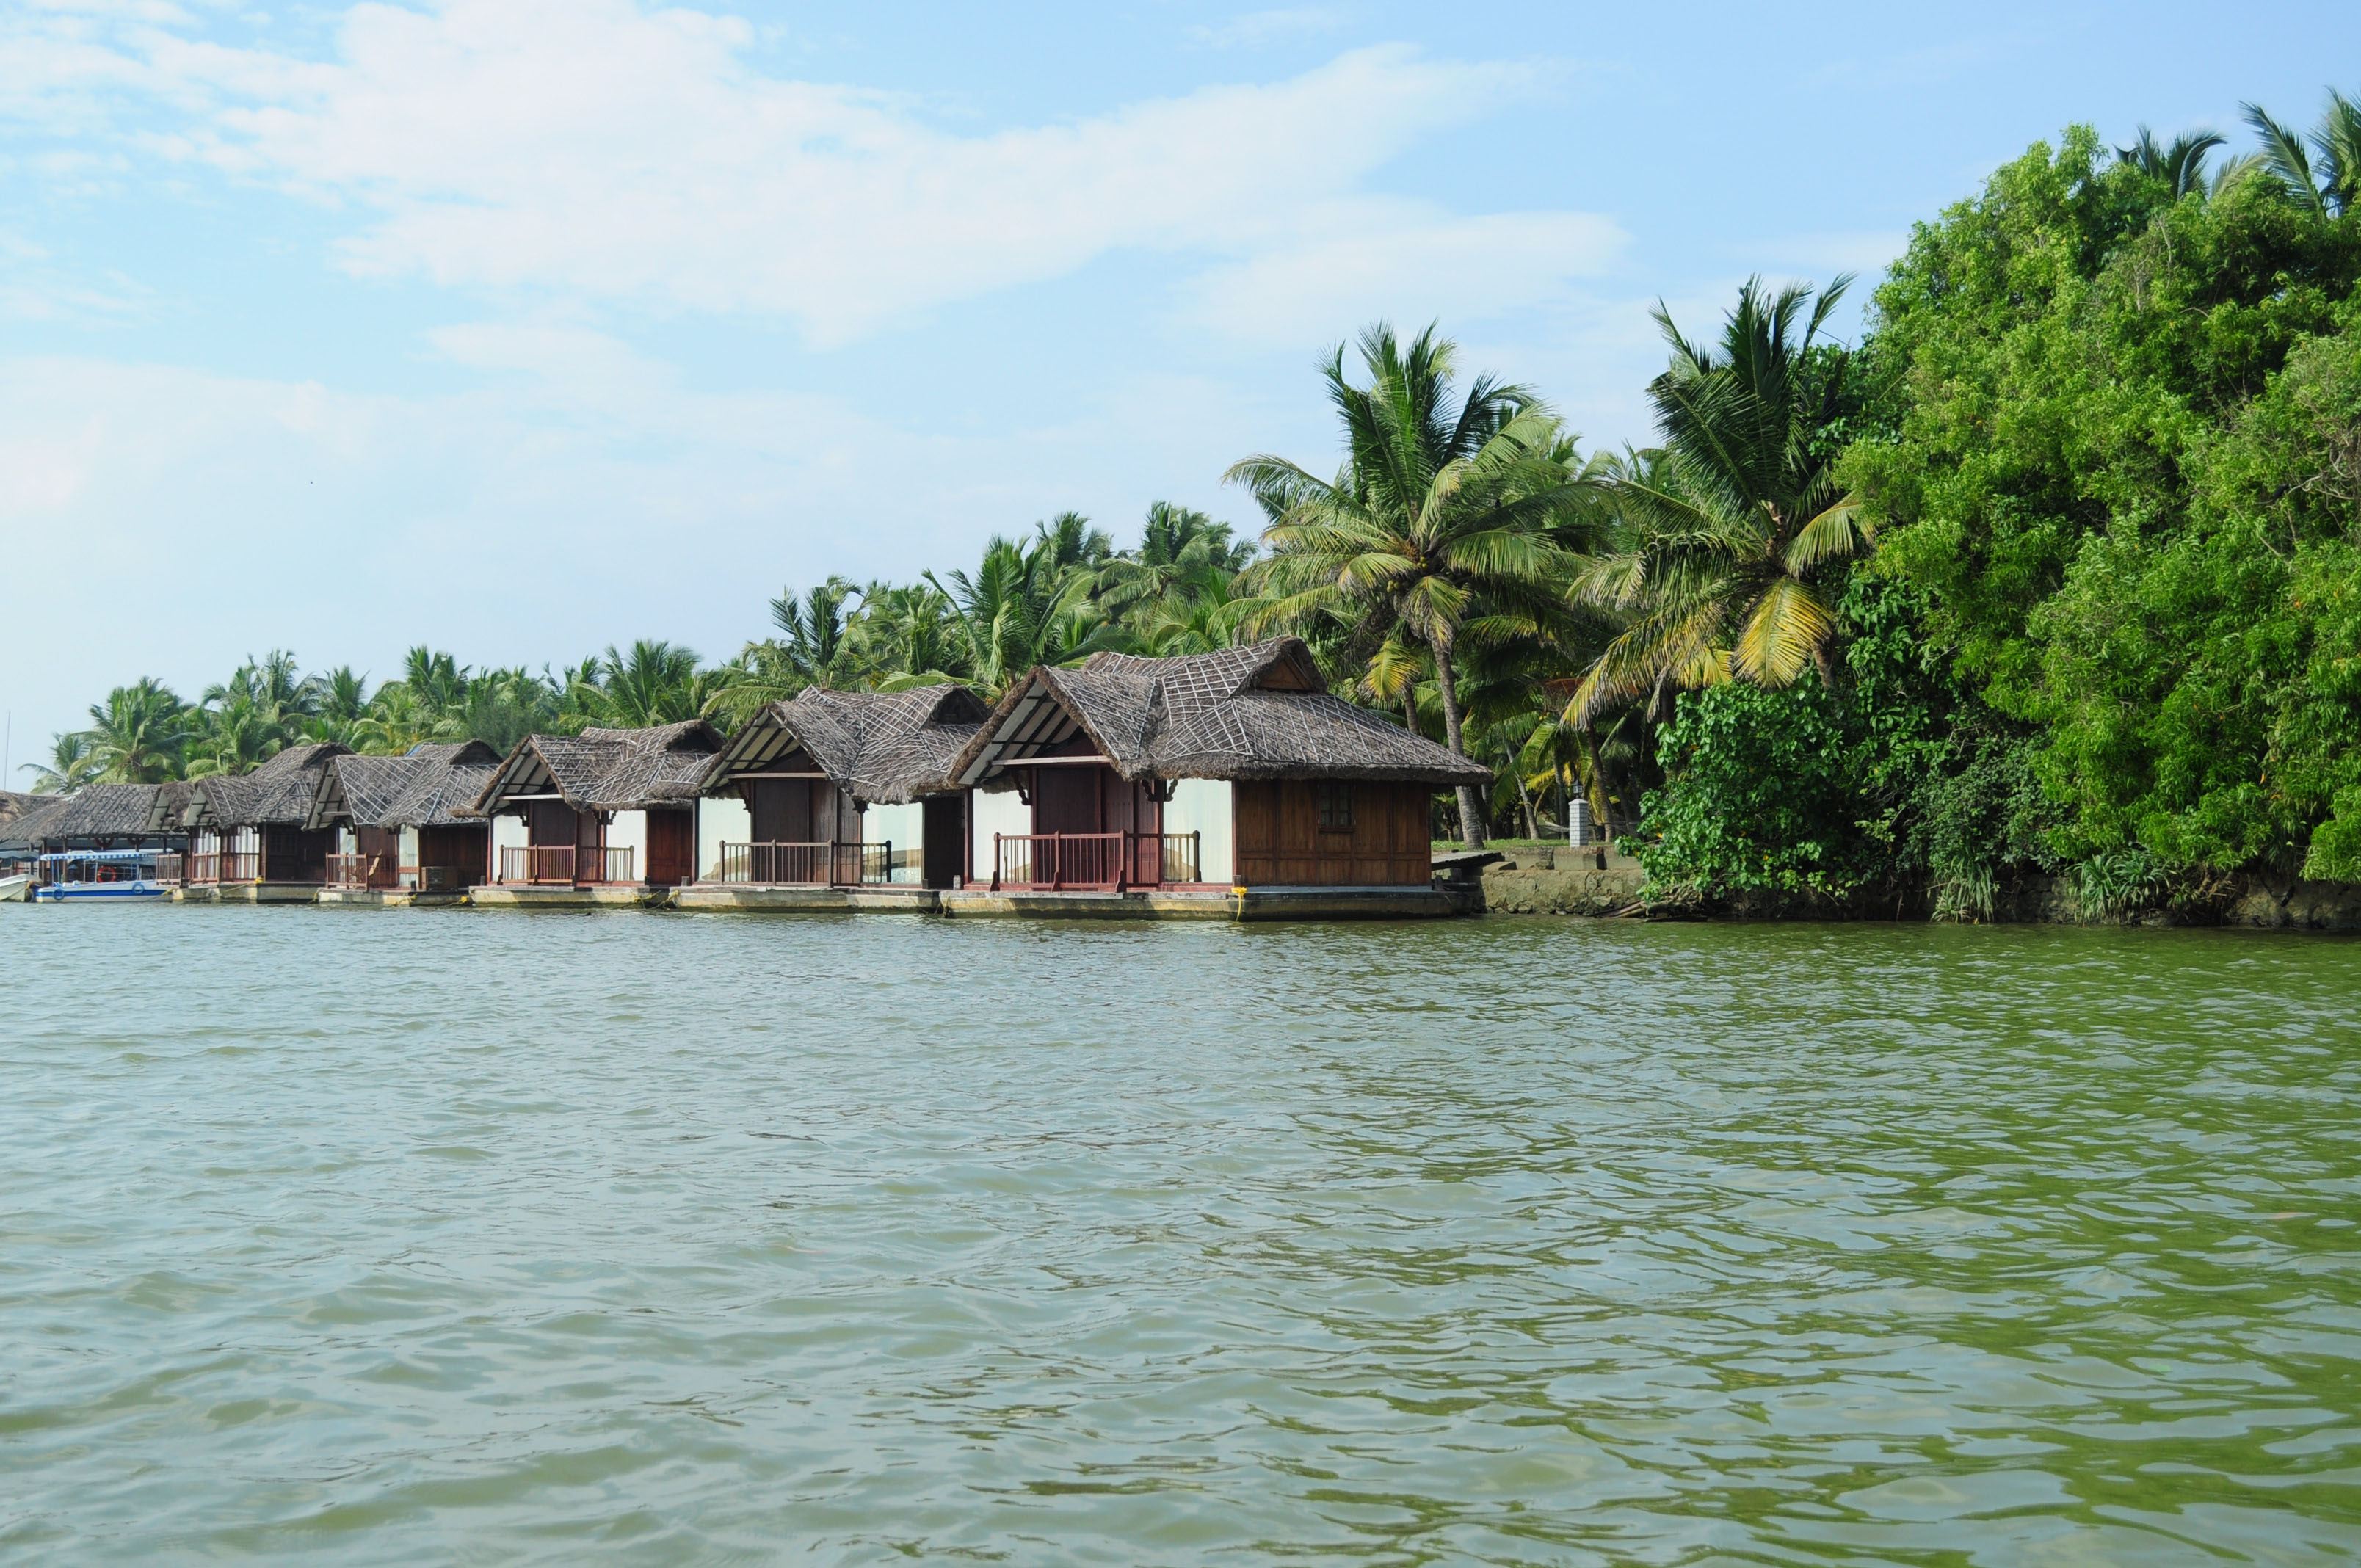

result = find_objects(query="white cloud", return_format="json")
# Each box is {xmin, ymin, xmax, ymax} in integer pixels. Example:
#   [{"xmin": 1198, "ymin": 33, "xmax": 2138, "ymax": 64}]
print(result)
[
  {"xmin": 21, "ymin": 0, "xmax": 1539, "ymax": 342},
  {"xmin": 0, "ymin": 341, "xmax": 1292, "ymax": 755},
  {"xmin": 1187, "ymin": 200, "xmax": 1625, "ymax": 345}
]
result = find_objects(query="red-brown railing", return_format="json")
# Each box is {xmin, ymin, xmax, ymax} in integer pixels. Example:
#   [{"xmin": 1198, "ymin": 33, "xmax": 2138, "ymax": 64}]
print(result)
[
  {"xmin": 186, "ymin": 852, "xmax": 220, "ymax": 884},
  {"xmin": 153, "ymin": 853, "xmax": 184, "ymax": 886},
  {"xmin": 993, "ymin": 832, "xmax": 1201, "ymax": 892},
  {"xmin": 715, "ymin": 841, "xmax": 893, "ymax": 886},
  {"xmin": 496, "ymin": 843, "xmax": 636, "ymax": 885},
  {"xmin": 326, "ymin": 853, "xmax": 385, "ymax": 889},
  {"xmin": 219, "ymin": 851, "xmax": 261, "ymax": 882}
]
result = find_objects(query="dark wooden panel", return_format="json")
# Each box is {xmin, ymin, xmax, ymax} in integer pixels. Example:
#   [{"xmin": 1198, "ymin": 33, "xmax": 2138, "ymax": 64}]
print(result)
[
  {"xmin": 1233, "ymin": 778, "xmax": 1430, "ymax": 888},
  {"xmin": 418, "ymin": 824, "xmax": 486, "ymax": 888},
  {"xmin": 645, "ymin": 809, "xmax": 694, "ymax": 886},
  {"xmin": 528, "ymin": 800, "xmax": 577, "ymax": 847},
  {"xmin": 922, "ymin": 794, "xmax": 965, "ymax": 888},
  {"xmin": 1033, "ymin": 764, "xmax": 1108, "ymax": 835}
]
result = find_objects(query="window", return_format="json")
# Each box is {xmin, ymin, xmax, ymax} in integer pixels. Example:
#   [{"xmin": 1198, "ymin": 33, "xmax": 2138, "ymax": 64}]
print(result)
[{"xmin": 1316, "ymin": 781, "xmax": 1354, "ymax": 832}]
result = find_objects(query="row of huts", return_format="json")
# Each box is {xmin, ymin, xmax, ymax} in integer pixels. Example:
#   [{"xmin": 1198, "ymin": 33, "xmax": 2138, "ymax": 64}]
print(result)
[{"xmin": 5, "ymin": 640, "xmax": 1490, "ymax": 917}]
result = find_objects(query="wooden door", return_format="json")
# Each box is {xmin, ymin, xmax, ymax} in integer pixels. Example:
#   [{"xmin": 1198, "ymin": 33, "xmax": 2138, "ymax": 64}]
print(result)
[
  {"xmin": 922, "ymin": 794, "xmax": 965, "ymax": 888},
  {"xmin": 645, "ymin": 809, "xmax": 693, "ymax": 886}
]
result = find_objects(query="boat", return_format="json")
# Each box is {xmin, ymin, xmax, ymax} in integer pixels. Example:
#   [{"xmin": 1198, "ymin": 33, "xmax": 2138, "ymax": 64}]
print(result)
[
  {"xmin": 0, "ymin": 871, "xmax": 29, "ymax": 902},
  {"xmin": 29, "ymin": 849, "xmax": 177, "ymax": 902}
]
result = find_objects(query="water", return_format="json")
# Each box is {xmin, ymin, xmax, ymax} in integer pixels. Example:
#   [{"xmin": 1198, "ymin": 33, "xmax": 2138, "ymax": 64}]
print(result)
[{"xmin": 3, "ymin": 907, "xmax": 2357, "ymax": 1566}]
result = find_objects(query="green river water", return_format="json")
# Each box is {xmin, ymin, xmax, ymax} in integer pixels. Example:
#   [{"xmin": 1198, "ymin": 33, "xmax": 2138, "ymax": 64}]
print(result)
[{"xmin": 1, "ymin": 907, "xmax": 2356, "ymax": 1565}]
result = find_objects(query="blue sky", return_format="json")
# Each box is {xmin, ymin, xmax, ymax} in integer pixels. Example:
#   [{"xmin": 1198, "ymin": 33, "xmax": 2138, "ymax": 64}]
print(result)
[{"xmin": 1, "ymin": 0, "xmax": 2354, "ymax": 769}]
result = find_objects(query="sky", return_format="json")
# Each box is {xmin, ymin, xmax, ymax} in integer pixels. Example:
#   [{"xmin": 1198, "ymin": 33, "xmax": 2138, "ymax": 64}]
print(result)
[{"xmin": 1, "ymin": 0, "xmax": 2355, "ymax": 773}]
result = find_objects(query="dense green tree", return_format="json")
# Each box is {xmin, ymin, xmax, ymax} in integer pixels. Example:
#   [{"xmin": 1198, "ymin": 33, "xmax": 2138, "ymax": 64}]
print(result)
[{"xmin": 1843, "ymin": 119, "xmax": 2361, "ymax": 888}]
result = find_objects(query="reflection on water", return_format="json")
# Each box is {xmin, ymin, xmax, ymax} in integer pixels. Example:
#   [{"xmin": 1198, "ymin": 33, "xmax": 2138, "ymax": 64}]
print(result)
[{"xmin": 2, "ymin": 907, "xmax": 2356, "ymax": 1564}]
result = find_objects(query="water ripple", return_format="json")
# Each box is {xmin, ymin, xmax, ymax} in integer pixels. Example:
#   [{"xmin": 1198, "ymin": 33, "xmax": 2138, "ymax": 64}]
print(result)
[{"xmin": 1, "ymin": 907, "xmax": 2356, "ymax": 1564}]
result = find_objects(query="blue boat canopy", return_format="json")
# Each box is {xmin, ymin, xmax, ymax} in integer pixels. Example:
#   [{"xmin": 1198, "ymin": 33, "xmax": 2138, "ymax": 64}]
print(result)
[{"xmin": 36, "ymin": 849, "xmax": 163, "ymax": 863}]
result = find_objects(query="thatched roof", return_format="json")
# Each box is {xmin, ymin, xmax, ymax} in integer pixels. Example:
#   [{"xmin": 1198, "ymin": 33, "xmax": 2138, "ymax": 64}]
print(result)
[
  {"xmin": 0, "ymin": 783, "xmax": 189, "ymax": 844},
  {"xmin": 0, "ymin": 790, "xmax": 49, "ymax": 829},
  {"xmin": 186, "ymin": 743, "xmax": 353, "ymax": 829},
  {"xmin": 707, "ymin": 685, "xmax": 989, "ymax": 805},
  {"xmin": 0, "ymin": 794, "xmax": 70, "ymax": 849},
  {"xmin": 952, "ymin": 638, "xmax": 1493, "ymax": 788},
  {"xmin": 463, "ymin": 720, "xmax": 723, "ymax": 816},
  {"xmin": 308, "ymin": 741, "xmax": 502, "ymax": 830}
]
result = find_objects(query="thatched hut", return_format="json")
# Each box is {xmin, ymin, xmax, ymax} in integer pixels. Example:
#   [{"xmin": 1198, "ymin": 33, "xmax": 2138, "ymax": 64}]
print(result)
[
  {"xmin": 308, "ymin": 741, "xmax": 502, "ymax": 892},
  {"xmin": 1, "ymin": 782, "xmax": 191, "ymax": 874},
  {"xmin": 949, "ymin": 639, "xmax": 1489, "ymax": 890},
  {"xmin": 183, "ymin": 744, "xmax": 351, "ymax": 888},
  {"xmin": 463, "ymin": 721, "xmax": 722, "ymax": 888},
  {"xmin": 700, "ymin": 685, "xmax": 988, "ymax": 888}
]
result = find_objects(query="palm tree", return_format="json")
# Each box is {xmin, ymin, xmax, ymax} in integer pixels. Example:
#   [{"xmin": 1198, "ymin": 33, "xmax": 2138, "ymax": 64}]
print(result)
[
  {"xmin": 2243, "ymin": 90, "xmax": 2361, "ymax": 218},
  {"xmin": 1097, "ymin": 503, "xmax": 1253, "ymax": 626},
  {"xmin": 1565, "ymin": 277, "xmax": 1874, "ymax": 728},
  {"xmin": 848, "ymin": 582, "xmax": 966, "ymax": 686},
  {"xmin": 2116, "ymin": 126, "xmax": 2225, "ymax": 200},
  {"xmin": 22, "ymin": 731, "xmax": 101, "ymax": 794},
  {"xmin": 197, "ymin": 650, "xmax": 319, "ymax": 766},
  {"xmin": 84, "ymin": 678, "xmax": 192, "ymax": 783},
  {"xmin": 1226, "ymin": 322, "xmax": 1587, "ymax": 847},
  {"xmin": 769, "ymin": 578, "xmax": 857, "ymax": 690},
  {"xmin": 576, "ymin": 641, "xmax": 710, "ymax": 727},
  {"xmin": 928, "ymin": 530, "xmax": 1127, "ymax": 697}
]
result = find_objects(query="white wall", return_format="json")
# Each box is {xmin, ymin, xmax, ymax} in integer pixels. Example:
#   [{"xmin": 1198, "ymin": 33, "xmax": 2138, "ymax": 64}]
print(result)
[
  {"xmin": 606, "ymin": 809, "xmax": 647, "ymax": 879},
  {"xmin": 1161, "ymin": 778, "xmax": 1233, "ymax": 885},
  {"xmin": 969, "ymin": 787, "xmax": 1030, "ymax": 883},
  {"xmin": 865, "ymin": 801, "xmax": 924, "ymax": 882},
  {"xmin": 491, "ymin": 811, "xmax": 528, "ymax": 879},
  {"xmin": 399, "ymin": 826, "xmax": 419, "ymax": 872},
  {"xmin": 697, "ymin": 795, "xmax": 750, "ymax": 882}
]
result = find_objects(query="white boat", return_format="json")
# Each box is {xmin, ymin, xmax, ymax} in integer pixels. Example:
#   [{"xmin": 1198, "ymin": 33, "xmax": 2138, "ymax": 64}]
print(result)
[
  {"xmin": 28, "ymin": 849, "xmax": 175, "ymax": 902},
  {"xmin": 0, "ymin": 872, "xmax": 29, "ymax": 903}
]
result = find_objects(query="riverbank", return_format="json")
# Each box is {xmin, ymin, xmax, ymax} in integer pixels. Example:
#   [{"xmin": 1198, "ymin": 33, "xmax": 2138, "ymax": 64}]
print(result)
[{"xmin": 1457, "ymin": 842, "xmax": 2361, "ymax": 929}]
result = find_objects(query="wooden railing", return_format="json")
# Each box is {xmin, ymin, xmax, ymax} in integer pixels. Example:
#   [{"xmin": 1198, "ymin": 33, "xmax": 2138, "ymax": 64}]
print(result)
[
  {"xmin": 993, "ymin": 832, "xmax": 1200, "ymax": 892},
  {"xmin": 153, "ymin": 853, "xmax": 184, "ymax": 886},
  {"xmin": 497, "ymin": 844, "xmax": 636, "ymax": 885},
  {"xmin": 186, "ymin": 852, "xmax": 220, "ymax": 884},
  {"xmin": 715, "ymin": 841, "xmax": 893, "ymax": 887},
  {"xmin": 218, "ymin": 851, "xmax": 261, "ymax": 882},
  {"xmin": 326, "ymin": 853, "xmax": 385, "ymax": 889}
]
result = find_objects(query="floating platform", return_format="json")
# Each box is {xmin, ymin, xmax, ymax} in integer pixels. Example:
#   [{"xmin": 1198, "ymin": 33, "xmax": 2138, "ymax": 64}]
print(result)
[
  {"xmin": 937, "ymin": 885, "xmax": 1459, "ymax": 921},
  {"xmin": 465, "ymin": 885, "xmax": 659, "ymax": 910},
  {"xmin": 175, "ymin": 883, "xmax": 321, "ymax": 904},
  {"xmin": 667, "ymin": 885, "xmax": 941, "ymax": 914},
  {"xmin": 316, "ymin": 888, "xmax": 469, "ymax": 908}
]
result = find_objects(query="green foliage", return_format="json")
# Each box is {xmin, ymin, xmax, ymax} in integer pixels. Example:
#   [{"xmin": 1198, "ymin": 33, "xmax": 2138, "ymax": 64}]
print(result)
[
  {"xmin": 1842, "ymin": 114, "xmax": 2361, "ymax": 885},
  {"xmin": 1638, "ymin": 678, "xmax": 1874, "ymax": 904},
  {"xmin": 1637, "ymin": 576, "xmax": 2056, "ymax": 913}
]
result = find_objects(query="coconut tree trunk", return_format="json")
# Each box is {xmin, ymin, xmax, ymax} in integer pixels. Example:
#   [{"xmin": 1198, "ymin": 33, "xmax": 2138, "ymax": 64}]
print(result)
[{"xmin": 1428, "ymin": 630, "xmax": 1484, "ymax": 849}]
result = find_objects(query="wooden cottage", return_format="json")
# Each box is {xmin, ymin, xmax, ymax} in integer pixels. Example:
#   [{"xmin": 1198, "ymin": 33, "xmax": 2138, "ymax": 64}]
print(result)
[
  {"xmin": 307, "ymin": 741, "xmax": 502, "ymax": 893},
  {"xmin": 949, "ymin": 639, "xmax": 1490, "ymax": 892},
  {"xmin": 700, "ymin": 686, "xmax": 988, "ymax": 889},
  {"xmin": 463, "ymin": 720, "xmax": 722, "ymax": 889},
  {"xmin": 183, "ymin": 744, "xmax": 351, "ymax": 890}
]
